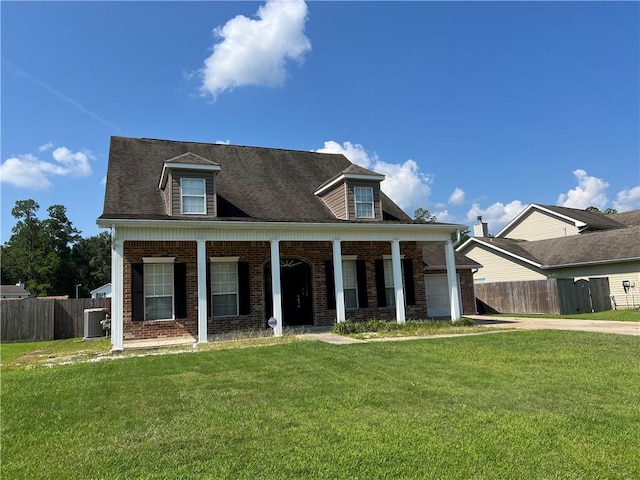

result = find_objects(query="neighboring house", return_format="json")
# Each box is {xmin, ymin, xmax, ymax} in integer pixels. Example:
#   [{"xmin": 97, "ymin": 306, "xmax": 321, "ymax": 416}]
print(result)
[
  {"xmin": 457, "ymin": 204, "xmax": 640, "ymax": 309},
  {"xmin": 422, "ymin": 244, "xmax": 481, "ymax": 316},
  {"xmin": 0, "ymin": 284, "xmax": 29, "ymax": 300},
  {"xmin": 90, "ymin": 283, "xmax": 112, "ymax": 298},
  {"xmin": 98, "ymin": 136, "xmax": 466, "ymax": 350}
]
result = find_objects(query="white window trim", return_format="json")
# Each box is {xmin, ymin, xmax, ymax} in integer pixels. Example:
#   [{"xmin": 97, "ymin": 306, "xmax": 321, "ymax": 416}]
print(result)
[
  {"xmin": 143, "ymin": 257, "xmax": 175, "ymax": 263},
  {"xmin": 143, "ymin": 261, "xmax": 175, "ymax": 322},
  {"xmin": 180, "ymin": 178, "xmax": 207, "ymax": 215},
  {"xmin": 354, "ymin": 186, "xmax": 375, "ymax": 219},
  {"xmin": 210, "ymin": 259, "xmax": 239, "ymax": 318}
]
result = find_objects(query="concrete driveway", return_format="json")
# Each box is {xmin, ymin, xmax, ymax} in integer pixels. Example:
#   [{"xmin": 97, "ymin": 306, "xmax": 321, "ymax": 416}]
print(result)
[{"xmin": 467, "ymin": 315, "xmax": 640, "ymax": 336}]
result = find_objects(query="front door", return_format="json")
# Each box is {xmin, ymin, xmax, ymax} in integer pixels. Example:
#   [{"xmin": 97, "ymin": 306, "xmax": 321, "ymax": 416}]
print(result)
[{"xmin": 265, "ymin": 259, "xmax": 313, "ymax": 326}]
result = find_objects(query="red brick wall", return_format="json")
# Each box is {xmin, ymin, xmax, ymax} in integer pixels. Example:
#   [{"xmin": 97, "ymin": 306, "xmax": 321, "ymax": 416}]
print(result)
[
  {"xmin": 122, "ymin": 239, "xmax": 429, "ymax": 340},
  {"xmin": 123, "ymin": 241, "xmax": 198, "ymax": 340}
]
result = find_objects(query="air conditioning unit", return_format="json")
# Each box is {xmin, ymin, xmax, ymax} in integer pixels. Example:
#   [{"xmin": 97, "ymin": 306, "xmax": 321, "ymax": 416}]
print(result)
[{"xmin": 83, "ymin": 308, "xmax": 108, "ymax": 340}]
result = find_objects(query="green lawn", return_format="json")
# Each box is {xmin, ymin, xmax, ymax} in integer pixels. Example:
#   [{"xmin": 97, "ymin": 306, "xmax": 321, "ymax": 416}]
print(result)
[
  {"xmin": 492, "ymin": 309, "xmax": 640, "ymax": 322},
  {"xmin": 2, "ymin": 331, "xmax": 639, "ymax": 479}
]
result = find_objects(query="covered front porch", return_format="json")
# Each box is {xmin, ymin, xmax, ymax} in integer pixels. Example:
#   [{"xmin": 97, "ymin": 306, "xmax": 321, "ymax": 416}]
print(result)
[{"xmin": 107, "ymin": 220, "xmax": 463, "ymax": 351}]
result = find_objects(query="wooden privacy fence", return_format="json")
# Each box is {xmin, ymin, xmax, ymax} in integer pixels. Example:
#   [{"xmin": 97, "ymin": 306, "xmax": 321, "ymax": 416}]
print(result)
[
  {"xmin": 1, "ymin": 298, "xmax": 111, "ymax": 342},
  {"xmin": 475, "ymin": 277, "xmax": 611, "ymax": 315}
]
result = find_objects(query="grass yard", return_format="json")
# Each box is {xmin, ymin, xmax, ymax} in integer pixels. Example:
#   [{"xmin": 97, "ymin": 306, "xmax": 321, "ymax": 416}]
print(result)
[
  {"xmin": 2, "ymin": 331, "xmax": 639, "ymax": 479},
  {"xmin": 493, "ymin": 309, "xmax": 640, "ymax": 322}
]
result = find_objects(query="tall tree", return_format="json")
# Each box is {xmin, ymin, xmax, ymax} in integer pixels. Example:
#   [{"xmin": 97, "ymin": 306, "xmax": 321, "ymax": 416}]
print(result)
[
  {"xmin": 71, "ymin": 232, "xmax": 111, "ymax": 296},
  {"xmin": 2, "ymin": 200, "xmax": 82, "ymax": 296},
  {"xmin": 414, "ymin": 208, "xmax": 437, "ymax": 223}
]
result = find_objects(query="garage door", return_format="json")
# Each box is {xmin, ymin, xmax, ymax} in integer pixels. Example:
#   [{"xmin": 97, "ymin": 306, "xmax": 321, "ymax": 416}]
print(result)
[{"xmin": 424, "ymin": 274, "xmax": 460, "ymax": 318}]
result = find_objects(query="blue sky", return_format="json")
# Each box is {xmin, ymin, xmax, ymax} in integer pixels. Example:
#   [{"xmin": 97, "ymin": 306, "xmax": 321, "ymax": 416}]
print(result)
[{"xmin": 2, "ymin": 0, "xmax": 638, "ymax": 243}]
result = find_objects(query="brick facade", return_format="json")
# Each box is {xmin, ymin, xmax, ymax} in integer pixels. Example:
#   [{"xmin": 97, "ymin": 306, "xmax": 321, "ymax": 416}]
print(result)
[{"xmin": 122, "ymin": 239, "xmax": 433, "ymax": 340}]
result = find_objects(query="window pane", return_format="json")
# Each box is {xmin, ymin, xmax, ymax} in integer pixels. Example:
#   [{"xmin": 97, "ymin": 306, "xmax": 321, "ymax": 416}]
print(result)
[
  {"xmin": 211, "ymin": 262, "xmax": 239, "ymax": 316},
  {"xmin": 386, "ymin": 288, "xmax": 396, "ymax": 307},
  {"xmin": 345, "ymin": 289, "xmax": 358, "ymax": 309},
  {"xmin": 181, "ymin": 178, "xmax": 206, "ymax": 213},
  {"xmin": 213, "ymin": 293, "xmax": 238, "ymax": 316},
  {"xmin": 146, "ymin": 296, "xmax": 172, "ymax": 320},
  {"xmin": 342, "ymin": 260, "xmax": 357, "ymax": 289},
  {"xmin": 356, "ymin": 203, "xmax": 373, "ymax": 218},
  {"xmin": 183, "ymin": 196, "xmax": 205, "ymax": 213},
  {"xmin": 354, "ymin": 187, "xmax": 374, "ymax": 218},
  {"xmin": 144, "ymin": 263, "xmax": 174, "ymax": 320}
]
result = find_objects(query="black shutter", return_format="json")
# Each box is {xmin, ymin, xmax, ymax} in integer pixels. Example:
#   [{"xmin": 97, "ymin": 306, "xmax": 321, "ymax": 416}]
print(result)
[
  {"xmin": 206, "ymin": 262, "xmax": 211, "ymax": 317},
  {"xmin": 238, "ymin": 261, "xmax": 251, "ymax": 315},
  {"xmin": 325, "ymin": 260, "xmax": 335, "ymax": 309},
  {"xmin": 374, "ymin": 259, "xmax": 386, "ymax": 307},
  {"xmin": 402, "ymin": 259, "xmax": 415, "ymax": 306},
  {"xmin": 174, "ymin": 263, "xmax": 187, "ymax": 319},
  {"xmin": 131, "ymin": 264, "xmax": 144, "ymax": 321},
  {"xmin": 356, "ymin": 259, "xmax": 368, "ymax": 308}
]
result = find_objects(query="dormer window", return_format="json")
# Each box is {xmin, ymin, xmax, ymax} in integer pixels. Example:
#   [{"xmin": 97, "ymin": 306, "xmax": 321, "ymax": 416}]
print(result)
[
  {"xmin": 181, "ymin": 178, "xmax": 206, "ymax": 214},
  {"xmin": 354, "ymin": 187, "xmax": 374, "ymax": 218},
  {"xmin": 158, "ymin": 152, "xmax": 220, "ymax": 217}
]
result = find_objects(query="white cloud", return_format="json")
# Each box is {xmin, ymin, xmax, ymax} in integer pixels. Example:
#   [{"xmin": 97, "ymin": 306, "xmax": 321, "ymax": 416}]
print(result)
[
  {"xmin": 316, "ymin": 140, "xmax": 433, "ymax": 215},
  {"xmin": 0, "ymin": 146, "xmax": 93, "ymax": 190},
  {"xmin": 52, "ymin": 147, "xmax": 92, "ymax": 177},
  {"xmin": 466, "ymin": 200, "xmax": 526, "ymax": 235},
  {"xmin": 557, "ymin": 169, "xmax": 609, "ymax": 210},
  {"xmin": 613, "ymin": 185, "xmax": 640, "ymax": 212},
  {"xmin": 200, "ymin": 0, "xmax": 311, "ymax": 98},
  {"xmin": 215, "ymin": 139, "xmax": 231, "ymax": 145},
  {"xmin": 38, "ymin": 142, "xmax": 54, "ymax": 152},
  {"xmin": 448, "ymin": 187, "xmax": 465, "ymax": 205}
]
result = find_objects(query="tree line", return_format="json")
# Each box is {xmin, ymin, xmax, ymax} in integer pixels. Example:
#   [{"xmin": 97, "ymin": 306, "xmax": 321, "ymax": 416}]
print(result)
[{"xmin": 0, "ymin": 199, "xmax": 110, "ymax": 297}]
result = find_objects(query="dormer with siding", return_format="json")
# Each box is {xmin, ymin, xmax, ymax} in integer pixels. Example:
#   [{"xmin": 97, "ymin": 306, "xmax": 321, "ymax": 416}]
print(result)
[
  {"xmin": 314, "ymin": 164, "xmax": 385, "ymax": 221},
  {"xmin": 158, "ymin": 152, "xmax": 220, "ymax": 217}
]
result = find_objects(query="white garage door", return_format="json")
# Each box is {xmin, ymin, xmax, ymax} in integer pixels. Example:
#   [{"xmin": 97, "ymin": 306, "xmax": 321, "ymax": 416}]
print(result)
[{"xmin": 424, "ymin": 274, "xmax": 461, "ymax": 318}]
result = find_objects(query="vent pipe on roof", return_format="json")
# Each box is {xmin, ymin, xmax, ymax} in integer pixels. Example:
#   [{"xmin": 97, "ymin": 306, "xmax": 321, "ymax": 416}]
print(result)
[{"xmin": 473, "ymin": 216, "xmax": 489, "ymax": 237}]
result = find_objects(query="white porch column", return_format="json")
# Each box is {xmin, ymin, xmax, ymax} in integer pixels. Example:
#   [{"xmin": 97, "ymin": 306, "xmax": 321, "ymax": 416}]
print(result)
[
  {"xmin": 444, "ymin": 239, "xmax": 462, "ymax": 321},
  {"xmin": 270, "ymin": 240, "xmax": 283, "ymax": 336},
  {"xmin": 332, "ymin": 240, "xmax": 346, "ymax": 323},
  {"xmin": 391, "ymin": 239, "xmax": 406, "ymax": 324},
  {"xmin": 111, "ymin": 234, "xmax": 124, "ymax": 351},
  {"xmin": 197, "ymin": 241, "xmax": 208, "ymax": 343}
]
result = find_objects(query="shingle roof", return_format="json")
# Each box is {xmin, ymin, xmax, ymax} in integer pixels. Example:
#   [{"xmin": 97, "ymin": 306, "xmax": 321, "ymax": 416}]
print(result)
[
  {"xmin": 0, "ymin": 285, "xmax": 29, "ymax": 295},
  {"xmin": 608, "ymin": 210, "xmax": 640, "ymax": 227},
  {"xmin": 471, "ymin": 225, "xmax": 640, "ymax": 267},
  {"xmin": 535, "ymin": 204, "xmax": 626, "ymax": 231},
  {"xmin": 422, "ymin": 244, "xmax": 482, "ymax": 269},
  {"xmin": 100, "ymin": 137, "xmax": 413, "ymax": 223}
]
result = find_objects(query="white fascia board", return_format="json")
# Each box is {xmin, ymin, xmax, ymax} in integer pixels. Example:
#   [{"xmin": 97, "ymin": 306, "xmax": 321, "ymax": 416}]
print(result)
[
  {"xmin": 467, "ymin": 238, "xmax": 542, "ymax": 268},
  {"xmin": 159, "ymin": 162, "xmax": 221, "ymax": 189},
  {"xmin": 496, "ymin": 204, "xmax": 587, "ymax": 238},
  {"xmin": 97, "ymin": 218, "xmax": 464, "ymax": 242},
  {"xmin": 314, "ymin": 173, "xmax": 386, "ymax": 196}
]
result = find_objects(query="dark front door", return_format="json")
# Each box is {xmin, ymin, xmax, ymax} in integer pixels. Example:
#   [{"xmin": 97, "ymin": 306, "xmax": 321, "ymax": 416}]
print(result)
[{"xmin": 265, "ymin": 259, "xmax": 313, "ymax": 326}]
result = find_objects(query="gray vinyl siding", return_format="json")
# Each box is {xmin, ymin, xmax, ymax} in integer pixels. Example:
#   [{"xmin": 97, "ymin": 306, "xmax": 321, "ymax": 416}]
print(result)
[
  {"xmin": 319, "ymin": 183, "xmax": 348, "ymax": 219},
  {"xmin": 346, "ymin": 181, "xmax": 382, "ymax": 221},
  {"xmin": 170, "ymin": 169, "xmax": 217, "ymax": 217},
  {"xmin": 162, "ymin": 171, "xmax": 173, "ymax": 216},
  {"xmin": 502, "ymin": 209, "xmax": 579, "ymax": 240}
]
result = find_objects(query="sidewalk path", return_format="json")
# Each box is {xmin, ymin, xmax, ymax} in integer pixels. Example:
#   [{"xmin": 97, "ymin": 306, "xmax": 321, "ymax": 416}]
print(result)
[{"xmin": 467, "ymin": 315, "xmax": 640, "ymax": 336}]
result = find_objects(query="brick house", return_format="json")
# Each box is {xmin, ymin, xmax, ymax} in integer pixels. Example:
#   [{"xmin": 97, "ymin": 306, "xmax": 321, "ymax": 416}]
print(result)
[{"xmin": 98, "ymin": 137, "xmax": 464, "ymax": 350}]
